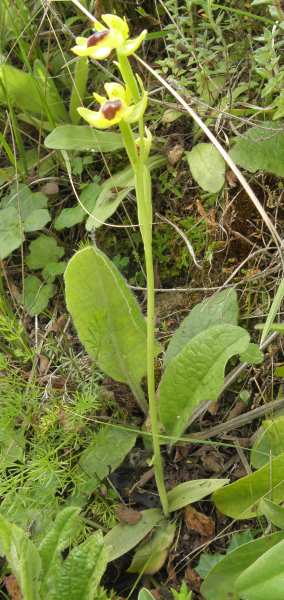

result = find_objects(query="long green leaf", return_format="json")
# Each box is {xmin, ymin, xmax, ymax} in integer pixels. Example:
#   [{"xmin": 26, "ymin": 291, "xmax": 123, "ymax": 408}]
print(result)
[
  {"xmin": 167, "ymin": 479, "xmax": 229, "ymax": 512},
  {"xmin": 164, "ymin": 288, "xmax": 238, "ymax": 366},
  {"xmin": 235, "ymin": 538, "xmax": 284, "ymax": 600},
  {"xmin": 0, "ymin": 64, "xmax": 67, "ymax": 122},
  {"xmin": 159, "ymin": 324, "xmax": 249, "ymax": 440},
  {"xmin": 104, "ymin": 508, "xmax": 163, "ymax": 561},
  {"xmin": 260, "ymin": 498, "xmax": 284, "ymax": 529},
  {"xmin": 45, "ymin": 125, "xmax": 124, "ymax": 152},
  {"xmin": 51, "ymin": 531, "xmax": 107, "ymax": 600},
  {"xmin": 260, "ymin": 279, "xmax": 284, "ymax": 343},
  {"xmin": 64, "ymin": 246, "xmax": 150, "ymax": 411},
  {"xmin": 213, "ymin": 451, "xmax": 284, "ymax": 519},
  {"xmin": 0, "ymin": 514, "xmax": 41, "ymax": 600},
  {"xmin": 69, "ymin": 58, "xmax": 89, "ymax": 125},
  {"xmin": 39, "ymin": 506, "xmax": 81, "ymax": 596},
  {"xmin": 201, "ymin": 532, "xmax": 284, "ymax": 600},
  {"xmin": 251, "ymin": 416, "xmax": 284, "ymax": 469},
  {"xmin": 79, "ymin": 426, "xmax": 136, "ymax": 480},
  {"xmin": 230, "ymin": 122, "xmax": 284, "ymax": 177},
  {"xmin": 85, "ymin": 155, "xmax": 166, "ymax": 229}
]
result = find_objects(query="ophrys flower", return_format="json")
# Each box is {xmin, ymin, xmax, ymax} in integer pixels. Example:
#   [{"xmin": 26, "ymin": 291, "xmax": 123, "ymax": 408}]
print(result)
[
  {"xmin": 78, "ymin": 82, "xmax": 147, "ymax": 129},
  {"xmin": 72, "ymin": 13, "xmax": 147, "ymax": 60}
]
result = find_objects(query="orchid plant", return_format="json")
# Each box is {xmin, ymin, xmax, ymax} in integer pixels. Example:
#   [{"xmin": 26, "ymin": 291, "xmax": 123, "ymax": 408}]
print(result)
[
  {"xmin": 64, "ymin": 9, "xmax": 263, "ymax": 560},
  {"xmin": 71, "ymin": 12, "xmax": 169, "ymax": 515}
]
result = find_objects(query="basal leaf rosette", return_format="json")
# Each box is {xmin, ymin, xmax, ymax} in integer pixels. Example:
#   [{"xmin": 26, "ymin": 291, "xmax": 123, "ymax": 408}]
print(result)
[
  {"xmin": 72, "ymin": 14, "xmax": 147, "ymax": 60},
  {"xmin": 78, "ymin": 82, "xmax": 147, "ymax": 129}
]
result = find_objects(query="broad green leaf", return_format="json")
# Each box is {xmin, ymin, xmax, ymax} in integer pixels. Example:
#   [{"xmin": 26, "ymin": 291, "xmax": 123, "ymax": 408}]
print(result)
[
  {"xmin": 23, "ymin": 275, "xmax": 55, "ymax": 316},
  {"xmin": 54, "ymin": 181, "xmax": 101, "ymax": 230},
  {"xmin": 196, "ymin": 552, "xmax": 224, "ymax": 579},
  {"xmin": 197, "ymin": 530, "xmax": 255, "ymax": 579},
  {"xmin": 104, "ymin": 509, "xmax": 163, "ymax": 561},
  {"xmin": 251, "ymin": 417, "xmax": 284, "ymax": 469},
  {"xmin": 138, "ymin": 590, "xmax": 156, "ymax": 600},
  {"xmin": 260, "ymin": 498, "xmax": 284, "ymax": 529},
  {"xmin": 0, "ymin": 514, "xmax": 41, "ymax": 600},
  {"xmin": 164, "ymin": 288, "xmax": 239, "ymax": 366},
  {"xmin": 230, "ymin": 122, "xmax": 284, "ymax": 177},
  {"xmin": 51, "ymin": 531, "xmax": 107, "ymax": 600},
  {"xmin": 228, "ymin": 530, "xmax": 255, "ymax": 552},
  {"xmin": 186, "ymin": 143, "xmax": 226, "ymax": 193},
  {"xmin": 23, "ymin": 209, "xmax": 51, "ymax": 232},
  {"xmin": 235, "ymin": 538, "xmax": 284, "ymax": 600},
  {"xmin": 85, "ymin": 155, "xmax": 166, "ymax": 230},
  {"xmin": 0, "ymin": 185, "xmax": 51, "ymax": 245},
  {"xmin": 201, "ymin": 532, "xmax": 284, "ymax": 600},
  {"xmin": 42, "ymin": 262, "xmax": 66, "ymax": 282},
  {"xmin": 160, "ymin": 325, "xmax": 249, "ymax": 440},
  {"xmin": 128, "ymin": 521, "xmax": 176, "ymax": 574},
  {"xmin": 0, "ymin": 64, "xmax": 66, "ymax": 121},
  {"xmin": 240, "ymin": 343, "xmax": 263, "ymax": 364},
  {"xmin": 1, "ymin": 184, "xmax": 48, "ymax": 218},
  {"xmin": 39, "ymin": 507, "xmax": 81, "ymax": 596},
  {"xmin": 167, "ymin": 479, "xmax": 229, "ymax": 512},
  {"xmin": 64, "ymin": 247, "xmax": 149, "ymax": 399},
  {"xmin": 213, "ymin": 451, "xmax": 284, "ymax": 519},
  {"xmin": 45, "ymin": 125, "xmax": 124, "ymax": 152},
  {"xmin": 26, "ymin": 235, "xmax": 64, "ymax": 270},
  {"xmin": 0, "ymin": 207, "xmax": 23, "ymax": 259},
  {"xmin": 79, "ymin": 426, "xmax": 137, "ymax": 480}
]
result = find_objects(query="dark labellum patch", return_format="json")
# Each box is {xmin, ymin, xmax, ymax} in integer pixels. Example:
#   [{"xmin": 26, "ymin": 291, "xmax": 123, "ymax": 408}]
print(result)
[
  {"xmin": 102, "ymin": 100, "xmax": 122, "ymax": 120},
  {"xmin": 87, "ymin": 30, "xmax": 109, "ymax": 47}
]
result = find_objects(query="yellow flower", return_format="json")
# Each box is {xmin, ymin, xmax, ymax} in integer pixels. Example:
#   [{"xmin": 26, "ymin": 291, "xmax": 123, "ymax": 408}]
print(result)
[
  {"xmin": 72, "ymin": 14, "xmax": 147, "ymax": 60},
  {"xmin": 78, "ymin": 82, "xmax": 147, "ymax": 129}
]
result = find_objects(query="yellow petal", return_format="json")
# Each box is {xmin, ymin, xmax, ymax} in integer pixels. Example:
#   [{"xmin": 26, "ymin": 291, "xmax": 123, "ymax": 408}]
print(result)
[
  {"xmin": 123, "ymin": 92, "xmax": 148, "ymax": 123},
  {"xmin": 93, "ymin": 92, "xmax": 107, "ymax": 105},
  {"xmin": 92, "ymin": 19, "xmax": 107, "ymax": 32},
  {"xmin": 122, "ymin": 30, "xmax": 147, "ymax": 56},
  {"xmin": 104, "ymin": 82, "xmax": 127, "ymax": 103},
  {"xmin": 88, "ymin": 46, "xmax": 112, "ymax": 59},
  {"xmin": 101, "ymin": 14, "xmax": 129, "ymax": 39},
  {"xmin": 72, "ymin": 45, "xmax": 90, "ymax": 57},
  {"xmin": 75, "ymin": 37, "xmax": 88, "ymax": 46},
  {"xmin": 78, "ymin": 106, "xmax": 123, "ymax": 129}
]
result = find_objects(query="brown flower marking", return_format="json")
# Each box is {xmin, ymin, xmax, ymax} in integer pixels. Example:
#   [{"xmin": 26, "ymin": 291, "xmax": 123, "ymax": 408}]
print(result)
[
  {"xmin": 87, "ymin": 30, "xmax": 109, "ymax": 47},
  {"xmin": 101, "ymin": 99, "xmax": 122, "ymax": 120}
]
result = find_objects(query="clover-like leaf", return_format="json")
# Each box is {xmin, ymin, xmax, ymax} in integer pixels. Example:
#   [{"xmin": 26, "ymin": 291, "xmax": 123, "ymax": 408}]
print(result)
[
  {"xmin": 26, "ymin": 235, "xmax": 64, "ymax": 270},
  {"xmin": 0, "ymin": 207, "xmax": 24, "ymax": 259},
  {"xmin": 23, "ymin": 275, "xmax": 55, "ymax": 316}
]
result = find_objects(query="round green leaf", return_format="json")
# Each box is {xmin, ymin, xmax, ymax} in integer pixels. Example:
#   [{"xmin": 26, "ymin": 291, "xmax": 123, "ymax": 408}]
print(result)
[{"xmin": 186, "ymin": 143, "xmax": 226, "ymax": 193}]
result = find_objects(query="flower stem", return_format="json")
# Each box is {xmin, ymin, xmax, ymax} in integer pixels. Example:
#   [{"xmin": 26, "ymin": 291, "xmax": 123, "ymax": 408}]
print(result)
[
  {"xmin": 135, "ymin": 164, "xmax": 169, "ymax": 517},
  {"xmin": 118, "ymin": 50, "xmax": 169, "ymax": 517},
  {"xmin": 117, "ymin": 53, "xmax": 140, "ymax": 103}
]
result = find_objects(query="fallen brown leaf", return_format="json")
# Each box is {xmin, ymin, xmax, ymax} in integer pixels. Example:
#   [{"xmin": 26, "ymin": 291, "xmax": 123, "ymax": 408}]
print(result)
[
  {"xmin": 184, "ymin": 566, "xmax": 201, "ymax": 592},
  {"xmin": 185, "ymin": 505, "xmax": 215, "ymax": 539},
  {"xmin": 38, "ymin": 354, "xmax": 49, "ymax": 376},
  {"xmin": 167, "ymin": 143, "xmax": 184, "ymax": 166},
  {"xmin": 199, "ymin": 447, "xmax": 224, "ymax": 473},
  {"xmin": 40, "ymin": 181, "xmax": 59, "ymax": 195},
  {"xmin": 5, "ymin": 575, "xmax": 22, "ymax": 600},
  {"xmin": 115, "ymin": 504, "xmax": 142, "ymax": 525}
]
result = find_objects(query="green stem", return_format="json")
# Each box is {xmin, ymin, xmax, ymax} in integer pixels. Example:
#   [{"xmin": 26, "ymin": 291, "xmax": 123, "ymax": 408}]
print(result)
[
  {"xmin": 135, "ymin": 165, "xmax": 169, "ymax": 517},
  {"xmin": 117, "ymin": 49, "xmax": 169, "ymax": 516},
  {"xmin": 117, "ymin": 52, "xmax": 140, "ymax": 103},
  {"xmin": 119, "ymin": 120, "xmax": 138, "ymax": 168}
]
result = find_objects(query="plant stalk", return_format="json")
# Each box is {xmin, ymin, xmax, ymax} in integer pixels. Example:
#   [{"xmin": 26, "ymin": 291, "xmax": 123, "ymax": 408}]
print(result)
[
  {"xmin": 118, "ymin": 49, "xmax": 169, "ymax": 516},
  {"xmin": 135, "ymin": 165, "xmax": 169, "ymax": 517}
]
